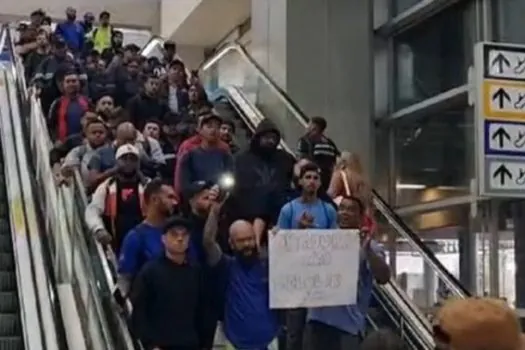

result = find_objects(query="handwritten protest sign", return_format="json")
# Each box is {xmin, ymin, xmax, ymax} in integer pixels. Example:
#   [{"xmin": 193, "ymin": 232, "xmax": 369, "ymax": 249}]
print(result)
[{"xmin": 269, "ymin": 229, "xmax": 360, "ymax": 309}]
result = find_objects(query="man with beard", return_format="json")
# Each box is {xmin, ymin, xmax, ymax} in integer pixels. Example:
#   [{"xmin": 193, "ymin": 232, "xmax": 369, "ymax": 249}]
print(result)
[
  {"xmin": 55, "ymin": 7, "xmax": 85, "ymax": 54},
  {"xmin": 202, "ymin": 199, "xmax": 280, "ymax": 350},
  {"xmin": 94, "ymin": 95, "xmax": 115, "ymax": 121},
  {"xmin": 304, "ymin": 196, "xmax": 389, "ymax": 350},
  {"xmin": 231, "ymin": 119, "xmax": 295, "ymax": 248},
  {"xmin": 85, "ymin": 144, "xmax": 150, "ymax": 256},
  {"xmin": 24, "ymin": 29, "xmax": 51, "ymax": 83},
  {"xmin": 115, "ymin": 178, "xmax": 178, "ymax": 296}
]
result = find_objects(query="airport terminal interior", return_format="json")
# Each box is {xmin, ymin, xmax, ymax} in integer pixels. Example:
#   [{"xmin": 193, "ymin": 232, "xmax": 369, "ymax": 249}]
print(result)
[{"xmin": 1, "ymin": 0, "xmax": 525, "ymax": 348}]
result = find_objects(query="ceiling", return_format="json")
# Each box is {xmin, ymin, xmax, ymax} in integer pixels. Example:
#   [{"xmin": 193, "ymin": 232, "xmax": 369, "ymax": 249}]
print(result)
[{"xmin": 169, "ymin": 0, "xmax": 250, "ymax": 47}]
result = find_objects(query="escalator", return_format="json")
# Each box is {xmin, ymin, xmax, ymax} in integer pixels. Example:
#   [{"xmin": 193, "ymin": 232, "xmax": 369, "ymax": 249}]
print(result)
[{"xmin": 0, "ymin": 147, "xmax": 23, "ymax": 350}]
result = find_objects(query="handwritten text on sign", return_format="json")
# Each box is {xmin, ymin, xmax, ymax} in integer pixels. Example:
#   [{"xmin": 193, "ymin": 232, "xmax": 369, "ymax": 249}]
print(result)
[{"xmin": 269, "ymin": 229, "xmax": 360, "ymax": 309}]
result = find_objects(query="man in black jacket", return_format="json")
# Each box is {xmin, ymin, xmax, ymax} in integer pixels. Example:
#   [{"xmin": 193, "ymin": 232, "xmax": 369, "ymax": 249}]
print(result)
[
  {"xmin": 130, "ymin": 216, "xmax": 205, "ymax": 350},
  {"xmin": 231, "ymin": 119, "xmax": 295, "ymax": 247},
  {"xmin": 126, "ymin": 74, "xmax": 169, "ymax": 131}
]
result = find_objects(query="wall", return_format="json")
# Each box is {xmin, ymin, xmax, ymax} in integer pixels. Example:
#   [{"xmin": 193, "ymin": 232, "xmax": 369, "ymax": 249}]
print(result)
[
  {"xmin": 251, "ymin": 0, "xmax": 374, "ymax": 172},
  {"xmin": 160, "ymin": 0, "xmax": 201, "ymax": 39},
  {"xmin": 0, "ymin": 0, "xmax": 160, "ymax": 30}
]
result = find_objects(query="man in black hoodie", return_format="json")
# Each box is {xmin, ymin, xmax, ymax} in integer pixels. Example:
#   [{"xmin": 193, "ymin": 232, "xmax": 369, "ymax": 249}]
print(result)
[
  {"xmin": 126, "ymin": 74, "xmax": 169, "ymax": 131},
  {"xmin": 231, "ymin": 119, "xmax": 295, "ymax": 247}
]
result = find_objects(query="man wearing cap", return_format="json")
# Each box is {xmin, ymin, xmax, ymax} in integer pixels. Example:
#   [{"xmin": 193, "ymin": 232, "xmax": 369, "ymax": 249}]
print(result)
[
  {"xmin": 177, "ymin": 112, "xmax": 234, "ymax": 198},
  {"xmin": 174, "ymin": 110, "xmax": 231, "ymax": 195},
  {"xmin": 130, "ymin": 215, "xmax": 206, "ymax": 350},
  {"xmin": 87, "ymin": 121, "xmax": 152, "ymax": 190},
  {"xmin": 55, "ymin": 7, "xmax": 85, "ymax": 53},
  {"xmin": 85, "ymin": 143, "xmax": 149, "ymax": 254}
]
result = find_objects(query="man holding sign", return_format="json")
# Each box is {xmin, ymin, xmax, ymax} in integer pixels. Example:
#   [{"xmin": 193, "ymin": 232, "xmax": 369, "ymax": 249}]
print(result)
[
  {"xmin": 304, "ymin": 195, "xmax": 390, "ymax": 350},
  {"xmin": 275, "ymin": 162, "xmax": 338, "ymax": 350},
  {"xmin": 275, "ymin": 183, "xmax": 390, "ymax": 349}
]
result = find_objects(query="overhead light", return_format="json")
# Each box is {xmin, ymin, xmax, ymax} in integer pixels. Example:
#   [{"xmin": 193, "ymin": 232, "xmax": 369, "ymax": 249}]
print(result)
[{"xmin": 396, "ymin": 183, "xmax": 427, "ymax": 190}]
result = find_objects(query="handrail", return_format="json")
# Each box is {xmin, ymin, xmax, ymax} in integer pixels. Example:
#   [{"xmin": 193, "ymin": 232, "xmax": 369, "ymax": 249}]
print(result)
[
  {"xmin": 218, "ymin": 86, "xmax": 434, "ymax": 348},
  {"xmin": 198, "ymin": 41, "xmax": 469, "ymax": 299}
]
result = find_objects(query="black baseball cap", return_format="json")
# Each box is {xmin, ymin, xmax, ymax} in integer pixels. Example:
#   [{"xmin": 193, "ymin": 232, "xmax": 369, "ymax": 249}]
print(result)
[
  {"xmin": 198, "ymin": 110, "xmax": 222, "ymax": 127},
  {"xmin": 163, "ymin": 216, "xmax": 192, "ymax": 234}
]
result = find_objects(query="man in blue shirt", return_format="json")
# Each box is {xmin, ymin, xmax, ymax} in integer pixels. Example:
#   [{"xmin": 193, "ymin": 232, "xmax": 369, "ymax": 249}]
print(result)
[
  {"xmin": 117, "ymin": 178, "xmax": 178, "ymax": 296},
  {"xmin": 276, "ymin": 162, "xmax": 338, "ymax": 350},
  {"xmin": 178, "ymin": 113, "xmax": 234, "ymax": 197},
  {"xmin": 305, "ymin": 196, "xmax": 390, "ymax": 349},
  {"xmin": 202, "ymin": 198, "xmax": 280, "ymax": 350},
  {"xmin": 55, "ymin": 7, "xmax": 84, "ymax": 53}
]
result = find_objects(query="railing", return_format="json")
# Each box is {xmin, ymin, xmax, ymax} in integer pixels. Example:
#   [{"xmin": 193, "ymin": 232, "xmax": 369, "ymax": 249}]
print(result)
[
  {"xmin": 220, "ymin": 85, "xmax": 434, "ymax": 348},
  {"xmin": 198, "ymin": 41, "xmax": 470, "ymax": 306},
  {"xmin": 4, "ymin": 24, "xmax": 135, "ymax": 350}
]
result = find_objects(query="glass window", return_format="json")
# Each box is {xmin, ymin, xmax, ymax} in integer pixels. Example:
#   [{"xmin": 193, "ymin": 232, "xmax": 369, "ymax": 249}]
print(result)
[
  {"xmin": 394, "ymin": 106, "xmax": 474, "ymax": 206},
  {"xmin": 391, "ymin": 0, "xmax": 423, "ymax": 16},
  {"xmin": 492, "ymin": 0, "xmax": 525, "ymax": 45},
  {"xmin": 393, "ymin": 2, "xmax": 474, "ymax": 109}
]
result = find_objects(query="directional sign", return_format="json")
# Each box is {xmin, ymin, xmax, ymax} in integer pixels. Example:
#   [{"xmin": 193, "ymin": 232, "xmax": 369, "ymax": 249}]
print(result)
[
  {"xmin": 485, "ymin": 159, "xmax": 525, "ymax": 193},
  {"xmin": 475, "ymin": 42, "xmax": 525, "ymax": 198},
  {"xmin": 483, "ymin": 81, "xmax": 525, "ymax": 119},
  {"xmin": 485, "ymin": 45, "xmax": 525, "ymax": 81},
  {"xmin": 484, "ymin": 121, "xmax": 525, "ymax": 155}
]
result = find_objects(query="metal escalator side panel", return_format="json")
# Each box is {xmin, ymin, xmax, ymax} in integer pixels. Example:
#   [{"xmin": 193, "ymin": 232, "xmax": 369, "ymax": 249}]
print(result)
[
  {"xmin": 0, "ymin": 71, "xmax": 42, "ymax": 350},
  {"xmin": 4, "ymin": 65, "xmax": 64, "ymax": 350},
  {"xmin": 371, "ymin": 192, "xmax": 469, "ymax": 298}
]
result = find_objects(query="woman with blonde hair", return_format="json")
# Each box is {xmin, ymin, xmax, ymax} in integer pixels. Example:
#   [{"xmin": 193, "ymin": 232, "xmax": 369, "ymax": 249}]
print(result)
[{"xmin": 328, "ymin": 151, "xmax": 375, "ymax": 232}]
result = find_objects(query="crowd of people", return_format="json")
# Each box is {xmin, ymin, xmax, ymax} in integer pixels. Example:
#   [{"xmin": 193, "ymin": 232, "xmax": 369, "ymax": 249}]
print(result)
[{"xmin": 12, "ymin": 6, "xmax": 519, "ymax": 350}]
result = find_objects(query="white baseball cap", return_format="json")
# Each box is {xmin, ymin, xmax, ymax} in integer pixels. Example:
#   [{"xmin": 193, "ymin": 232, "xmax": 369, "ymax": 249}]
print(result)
[{"xmin": 115, "ymin": 144, "xmax": 139, "ymax": 159}]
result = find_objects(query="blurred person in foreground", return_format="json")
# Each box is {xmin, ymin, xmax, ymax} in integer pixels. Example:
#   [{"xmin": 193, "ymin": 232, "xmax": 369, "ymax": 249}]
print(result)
[{"xmin": 433, "ymin": 297, "xmax": 525, "ymax": 350}]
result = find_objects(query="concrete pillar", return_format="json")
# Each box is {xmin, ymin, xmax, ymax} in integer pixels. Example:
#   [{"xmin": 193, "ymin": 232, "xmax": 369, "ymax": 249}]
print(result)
[{"xmin": 251, "ymin": 0, "xmax": 374, "ymax": 173}]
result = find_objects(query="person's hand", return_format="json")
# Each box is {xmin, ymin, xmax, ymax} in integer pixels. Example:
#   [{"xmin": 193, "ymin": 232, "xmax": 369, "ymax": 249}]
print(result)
[
  {"xmin": 95, "ymin": 229, "xmax": 112, "ymax": 245},
  {"xmin": 209, "ymin": 185, "xmax": 220, "ymax": 202},
  {"xmin": 61, "ymin": 165, "xmax": 75, "ymax": 177},
  {"xmin": 360, "ymin": 229, "xmax": 371, "ymax": 251},
  {"xmin": 210, "ymin": 190, "xmax": 228, "ymax": 214},
  {"xmin": 298, "ymin": 211, "xmax": 314, "ymax": 229}
]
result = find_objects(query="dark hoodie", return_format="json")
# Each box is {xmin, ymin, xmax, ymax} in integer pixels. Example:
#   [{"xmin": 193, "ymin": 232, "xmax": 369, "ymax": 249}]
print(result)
[
  {"xmin": 125, "ymin": 92, "xmax": 169, "ymax": 131},
  {"xmin": 231, "ymin": 119, "xmax": 295, "ymax": 225}
]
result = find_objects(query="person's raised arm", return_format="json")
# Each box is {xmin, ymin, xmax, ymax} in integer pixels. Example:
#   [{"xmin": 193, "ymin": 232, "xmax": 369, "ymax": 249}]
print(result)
[{"xmin": 202, "ymin": 201, "xmax": 224, "ymax": 266}]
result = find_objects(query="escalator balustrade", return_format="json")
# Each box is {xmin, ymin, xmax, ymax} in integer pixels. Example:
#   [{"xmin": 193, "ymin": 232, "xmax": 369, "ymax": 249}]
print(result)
[{"xmin": 0, "ymin": 152, "xmax": 23, "ymax": 350}]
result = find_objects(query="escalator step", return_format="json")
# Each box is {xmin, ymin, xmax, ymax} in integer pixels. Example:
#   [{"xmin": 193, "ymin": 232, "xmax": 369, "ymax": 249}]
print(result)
[
  {"xmin": 0, "ymin": 337, "xmax": 23, "ymax": 350},
  {"xmin": 0, "ymin": 273, "xmax": 16, "ymax": 292},
  {"xmin": 0, "ymin": 256, "xmax": 13, "ymax": 272},
  {"xmin": 0, "ymin": 294, "xmax": 17, "ymax": 314},
  {"xmin": 0, "ymin": 236, "xmax": 11, "ymax": 254},
  {"xmin": 0, "ymin": 315, "xmax": 20, "ymax": 337}
]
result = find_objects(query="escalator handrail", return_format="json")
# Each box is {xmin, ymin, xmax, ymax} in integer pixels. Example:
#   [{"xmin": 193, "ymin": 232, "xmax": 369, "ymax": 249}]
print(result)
[
  {"xmin": 219, "ymin": 86, "xmax": 434, "ymax": 346},
  {"xmin": 26, "ymin": 85, "xmax": 137, "ymax": 350},
  {"xmin": 199, "ymin": 40, "xmax": 469, "ymax": 298}
]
